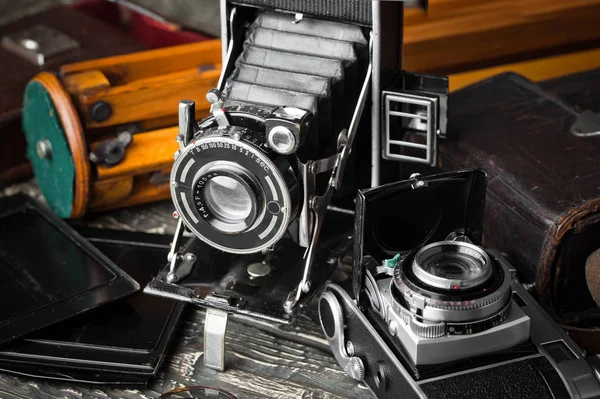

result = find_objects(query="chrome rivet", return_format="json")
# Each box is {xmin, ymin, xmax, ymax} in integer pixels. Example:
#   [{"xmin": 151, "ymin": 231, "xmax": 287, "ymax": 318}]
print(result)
[
  {"xmin": 388, "ymin": 321, "xmax": 398, "ymax": 336},
  {"xmin": 36, "ymin": 139, "xmax": 52, "ymax": 160},
  {"xmin": 302, "ymin": 281, "xmax": 312, "ymax": 293},
  {"xmin": 346, "ymin": 341, "xmax": 355, "ymax": 356}
]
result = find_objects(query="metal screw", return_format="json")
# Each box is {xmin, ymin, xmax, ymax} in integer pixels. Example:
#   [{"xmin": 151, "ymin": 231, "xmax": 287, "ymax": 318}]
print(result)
[
  {"xmin": 232, "ymin": 132, "xmax": 242, "ymax": 141},
  {"xmin": 185, "ymin": 253, "xmax": 196, "ymax": 261},
  {"xmin": 327, "ymin": 257, "xmax": 337, "ymax": 265},
  {"xmin": 346, "ymin": 341, "xmax": 355, "ymax": 356},
  {"xmin": 388, "ymin": 321, "xmax": 398, "ymax": 337},
  {"xmin": 166, "ymin": 272, "xmax": 177, "ymax": 283},
  {"xmin": 36, "ymin": 139, "xmax": 52, "ymax": 160},
  {"xmin": 310, "ymin": 196, "xmax": 319, "ymax": 210},
  {"xmin": 346, "ymin": 357, "xmax": 365, "ymax": 381},
  {"xmin": 176, "ymin": 135, "xmax": 183, "ymax": 143},
  {"xmin": 172, "ymin": 182, "xmax": 178, "ymax": 188},
  {"xmin": 90, "ymin": 100, "xmax": 112, "ymax": 122},
  {"xmin": 206, "ymin": 88, "xmax": 222, "ymax": 104},
  {"xmin": 416, "ymin": 180, "xmax": 425, "ymax": 188},
  {"xmin": 521, "ymin": 282, "xmax": 536, "ymax": 292},
  {"xmin": 261, "ymin": 246, "xmax": 275, "ymax": 254},
  {"xmin": 308, "ymin": 161, "xmax": 317, "ymax": 174},
  {"xmin": 20, "ymin": 38, "xmax": 39, "ymax": 50},
  {"xmin": 283, "ymin": 298, "xmax": 295, "ymax": 314},
  {"xmin": 302, "ymin": 281, "xmax": 312, "ymax": 293}
]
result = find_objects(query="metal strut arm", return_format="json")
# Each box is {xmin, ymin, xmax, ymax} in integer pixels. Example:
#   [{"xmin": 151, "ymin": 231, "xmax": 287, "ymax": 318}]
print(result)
[{"xmin": 284, "ymin": 60, "xmax": 373, "ymax": 313}]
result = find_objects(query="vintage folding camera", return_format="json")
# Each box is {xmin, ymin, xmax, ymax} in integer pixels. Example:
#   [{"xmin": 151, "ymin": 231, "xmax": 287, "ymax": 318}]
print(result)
[
  {"xmin": 145, "ymin": 0, "xmax": 448, "ymax": 369},
  {"xmin": 319, "ymin": 169, "xmax": 600, "ymax": 398}
]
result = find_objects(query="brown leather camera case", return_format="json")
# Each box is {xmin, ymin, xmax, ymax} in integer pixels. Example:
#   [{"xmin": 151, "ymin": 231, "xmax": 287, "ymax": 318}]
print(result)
[{"xmin": 438, "ymin": 69, "xmax": 600, "ymax": 353}]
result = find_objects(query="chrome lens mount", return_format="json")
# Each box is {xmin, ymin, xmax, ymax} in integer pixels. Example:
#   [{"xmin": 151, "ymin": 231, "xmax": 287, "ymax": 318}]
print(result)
[
  {"xmin": 171, "ymin": 132, "xmax": 299, "ymax": 254},
  {"xmin": 392, "ymin": 241, "xmax": 513, "ymax": 337}
]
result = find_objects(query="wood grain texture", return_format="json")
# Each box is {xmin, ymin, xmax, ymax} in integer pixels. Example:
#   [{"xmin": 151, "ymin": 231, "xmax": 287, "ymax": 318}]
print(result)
[
  {"xmin": 28, "ymin": 41, "xmax": 220, "ymax": 215},
  {"xmin": 403, "ymin": 0, "xmax": 600, "ymax": 73},
  {"xmin": 78, "ymin": 68, "xmax": 219, "ymax": 128},
  {"xmin": 60, "ymin": 40, "xmax": 222, "ymax": 85}
]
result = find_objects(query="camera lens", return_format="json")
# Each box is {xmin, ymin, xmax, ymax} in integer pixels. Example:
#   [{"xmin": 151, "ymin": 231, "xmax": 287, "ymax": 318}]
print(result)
[
  {"xmin": 203, "ymin": 176, "xmax": 253, "ymax": 223},
  {"xmin": 191, "ymin": 161, "xmax": 265, "ymax": 235},
  {"xmin": 171, "ymin": 132, "xmax": 299, "ymax": 254},
  {"xmin": 412, "ymin": 241, "xmax": 492, "ymax": 290},
  {"xmin": 423, "ymin": 253, "xmax": 482, "ymax": 279}
]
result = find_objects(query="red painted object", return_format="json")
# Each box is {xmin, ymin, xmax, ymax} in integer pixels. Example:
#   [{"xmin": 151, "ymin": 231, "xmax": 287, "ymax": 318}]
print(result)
[{"xmin": 72, "ymin": 0, "xmax": 210, "ymax": 48}]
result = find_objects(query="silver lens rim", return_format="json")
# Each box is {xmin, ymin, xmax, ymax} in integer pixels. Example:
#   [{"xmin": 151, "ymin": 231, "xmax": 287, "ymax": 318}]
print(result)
[
  {"xmin": 412, "ymin": 241, "xmax": 492, "ymax": 290},
  {"xmin": 170, "ymin": 136, "xmax": 294, "ymax": 254},
  {"xmin": 196, "ymin": 161, "xmax": 264, "ymax": 234}
]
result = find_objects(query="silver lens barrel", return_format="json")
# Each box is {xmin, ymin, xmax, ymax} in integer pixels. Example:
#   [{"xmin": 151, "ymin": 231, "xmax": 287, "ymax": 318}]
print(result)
[
  {"xmin": 393, "ymin": 241, "xmax": 514, "ymax": 335},
  {"xmin": 171, "ymin": 133, "xmax": 299, "ymax": 254}
]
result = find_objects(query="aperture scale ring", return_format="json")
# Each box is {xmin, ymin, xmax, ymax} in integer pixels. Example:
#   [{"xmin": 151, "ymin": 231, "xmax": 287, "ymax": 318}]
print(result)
[
  {"xmin": 170, "ymin": 132, "xmax": 295, "ymax": 254},
  {"xmin": 392, "ymin": 297, "xmax": 513, "ymax": 337},
  {"xmin": 392, "ymin": 249, "xmax": 514, "ymax": 324}
]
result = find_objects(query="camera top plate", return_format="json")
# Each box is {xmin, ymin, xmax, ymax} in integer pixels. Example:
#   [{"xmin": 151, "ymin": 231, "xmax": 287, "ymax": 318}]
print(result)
[{"xmin": 353, "ymin": 169, "xmax": 487, "ymax": 300}]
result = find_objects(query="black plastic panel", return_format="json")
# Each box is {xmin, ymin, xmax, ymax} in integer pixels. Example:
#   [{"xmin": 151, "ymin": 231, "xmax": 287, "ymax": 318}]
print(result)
[
  {"xmin": 0, "ymin": 194, "xmax": 139, "ymax": 346},
  {"xmin": 0, "ymin": 227, "xmax": 185, "ymax": 387}
]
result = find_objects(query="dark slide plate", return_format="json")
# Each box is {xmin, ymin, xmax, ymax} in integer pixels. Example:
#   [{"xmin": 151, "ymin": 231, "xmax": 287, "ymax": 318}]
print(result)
[
  {"xmin": 0, "ymin": 226, "xmax": 185, "ymax": 386},
  {"xmin": 0, "ymin": 194, "xmax": 140, "ymax": 345}
]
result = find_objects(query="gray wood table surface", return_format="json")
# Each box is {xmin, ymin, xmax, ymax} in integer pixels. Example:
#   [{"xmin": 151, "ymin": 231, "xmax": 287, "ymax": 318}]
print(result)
[{"xmin": 0, "ymin": 181, "xmax": 374, "ymax": 399}]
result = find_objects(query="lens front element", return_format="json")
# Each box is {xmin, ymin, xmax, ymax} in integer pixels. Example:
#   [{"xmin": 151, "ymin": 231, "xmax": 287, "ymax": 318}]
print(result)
[
  {"xmin": 204, "ymin": 176, "xmax": 253, "ymax": 223},
  {"xmin": 413, "ymin": 241, "xmax": 492, "ymax": 290}
]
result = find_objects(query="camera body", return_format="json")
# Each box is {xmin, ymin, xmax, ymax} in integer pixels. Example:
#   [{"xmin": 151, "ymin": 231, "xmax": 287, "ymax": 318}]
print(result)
[
  {"xmin": 146, "ymin": 0, "xmax": 448, "ymax": 328},
  {"xmin": 319, "ymin": 169, "xmax": 600, "ymax": 398}
]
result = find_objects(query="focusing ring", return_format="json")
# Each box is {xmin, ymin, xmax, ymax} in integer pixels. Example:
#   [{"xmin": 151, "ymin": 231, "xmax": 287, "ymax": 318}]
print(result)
[
  {"xmin": 171, "ymin": 128, "xmax": 298, "ymax": 254},
  {"xmin": 392, "ymin": 245, "xmax": 513, "ymax": 324}
]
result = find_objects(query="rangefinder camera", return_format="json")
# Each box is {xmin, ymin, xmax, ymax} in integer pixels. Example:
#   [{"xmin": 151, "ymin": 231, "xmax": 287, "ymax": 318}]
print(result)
[
  {"xmin": 146, "ymin": 0, "xmax": 448, "ymax": 330},
  {"xmin": 319, "ymin": 169, "xmax": 600, "ymax": 398}
]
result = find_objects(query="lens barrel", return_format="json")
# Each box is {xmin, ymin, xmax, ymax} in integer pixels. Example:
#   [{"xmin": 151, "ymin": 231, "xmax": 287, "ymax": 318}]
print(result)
[
  {"xmin": 170, "ymin": 114, "xmax": 300, "ymax": 254},
  {"xmin": 392, "ymin": 241, "xmax": 513, "ymax": 336}
]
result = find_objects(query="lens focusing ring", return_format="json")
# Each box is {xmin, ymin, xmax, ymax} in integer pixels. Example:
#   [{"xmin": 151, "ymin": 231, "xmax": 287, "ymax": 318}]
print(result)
[
  {"xmin": 170, "ymin": 131, "xmax": 298, "ymax": 254},
  {"xmin": 412, "ymin": 241, "xmax": 492, "ymax": 290},
  {"xmin": 392, "ymin": 243, "xmax": 514, "ymax": 334}
]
